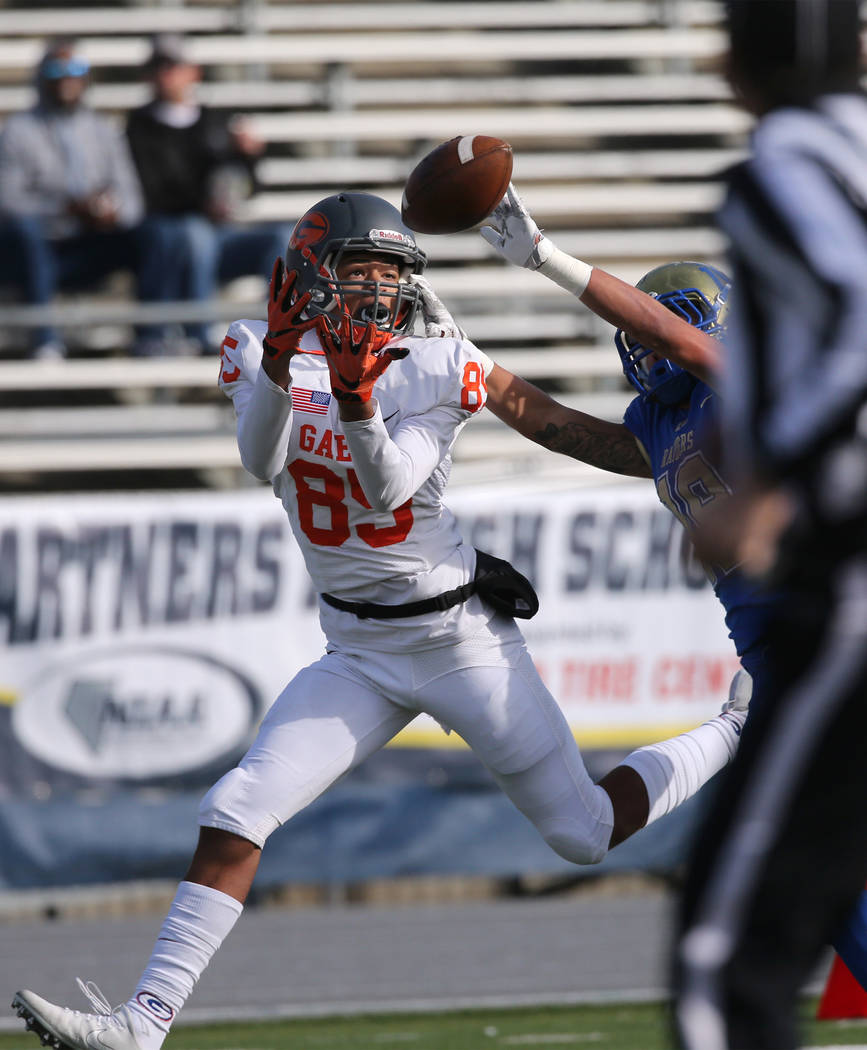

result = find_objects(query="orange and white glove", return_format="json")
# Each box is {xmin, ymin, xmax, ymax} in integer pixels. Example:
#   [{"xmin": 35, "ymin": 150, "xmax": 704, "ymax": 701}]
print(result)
[
  {"xmin": 319, "ymin": 310, "xmax": 409, "ymax": 403},
  {"xmin": 262, "ymin": 257, "xmax": 320, "ymax": 361}
]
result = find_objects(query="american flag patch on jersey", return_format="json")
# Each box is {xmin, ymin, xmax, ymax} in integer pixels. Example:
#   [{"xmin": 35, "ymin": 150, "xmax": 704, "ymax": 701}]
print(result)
[{"xmin": 291, "ymin": 387, "xmax": 332, "ymax": 415}]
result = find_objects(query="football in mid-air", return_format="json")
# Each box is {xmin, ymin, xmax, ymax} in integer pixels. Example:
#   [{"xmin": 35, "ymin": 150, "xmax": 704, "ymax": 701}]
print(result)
[{"xmin": 401, "ymin": 135, "xmax": 513, "ymax": 235}]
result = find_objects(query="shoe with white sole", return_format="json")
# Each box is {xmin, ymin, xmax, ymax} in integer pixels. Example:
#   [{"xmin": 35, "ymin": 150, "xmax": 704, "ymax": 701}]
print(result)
[{"xmin": 12, "ymin": 980, "xmax": 146, "ymax": 1050}]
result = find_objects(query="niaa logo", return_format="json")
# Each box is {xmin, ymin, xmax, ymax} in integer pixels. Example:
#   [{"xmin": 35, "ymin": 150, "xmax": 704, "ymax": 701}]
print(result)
[{"xmin": 14, "ymin": 647, "xmax": 262, "ymax": 780}]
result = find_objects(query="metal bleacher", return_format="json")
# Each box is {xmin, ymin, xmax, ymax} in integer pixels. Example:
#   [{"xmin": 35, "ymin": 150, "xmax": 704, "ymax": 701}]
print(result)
[{"xmin": 0, "ymin": 0, "xmax": 747, "ymax": 491}]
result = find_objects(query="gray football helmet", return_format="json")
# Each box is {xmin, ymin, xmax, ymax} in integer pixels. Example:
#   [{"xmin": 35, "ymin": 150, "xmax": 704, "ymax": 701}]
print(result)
[{"xmin": 284, "ymin": 192, "xmax": 428, "ymax": 345}]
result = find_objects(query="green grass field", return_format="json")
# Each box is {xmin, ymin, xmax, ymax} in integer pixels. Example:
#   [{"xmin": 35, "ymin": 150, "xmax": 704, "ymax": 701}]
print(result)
[{"xmin": 3, "ymin": 1001, "xmax": 867, "ymax": 1050}]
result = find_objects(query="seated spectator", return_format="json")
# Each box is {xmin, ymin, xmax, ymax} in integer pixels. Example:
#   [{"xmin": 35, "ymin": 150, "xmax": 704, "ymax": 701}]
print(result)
[
  {"xmin": 128, "ymin": 34, "xmax": 293, "ymax": 356},
  {"xmin": 0, "ymin": 38, "xmax": 144, "ymax": 360}
]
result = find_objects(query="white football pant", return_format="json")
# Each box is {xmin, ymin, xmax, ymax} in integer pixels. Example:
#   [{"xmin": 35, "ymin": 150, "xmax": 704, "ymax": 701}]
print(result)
[{"xmin": 200, "ymin": 614, "xmax": 614, "ymax": 864}]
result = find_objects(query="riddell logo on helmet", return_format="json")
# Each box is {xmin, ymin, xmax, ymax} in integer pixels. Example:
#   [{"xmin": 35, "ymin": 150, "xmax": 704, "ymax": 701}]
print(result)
[
  {"xmin": 370, "ymin": 228, "xmax": 415, "ymax": 248},
  {"xmin": 290, "ymin": 212, "xmax": 329, "ymax": 249}
]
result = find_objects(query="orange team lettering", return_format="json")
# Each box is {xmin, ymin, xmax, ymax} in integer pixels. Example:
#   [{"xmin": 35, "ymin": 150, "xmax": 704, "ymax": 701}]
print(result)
[
  {"xmin": 219, "ymin": 335, "xmax": 240, "ymax": 383},
  {"xmin": 298, "ymin": 423, "xmax": 351, "ymax": 462}
]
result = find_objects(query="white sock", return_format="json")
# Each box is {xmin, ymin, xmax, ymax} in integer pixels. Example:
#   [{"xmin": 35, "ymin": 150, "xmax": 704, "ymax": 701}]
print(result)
[
  {"xmin": 126, "ymin": 881, "xmax": 243, "ymax": 1050},
  {"xmin": 620, "ymin": 710, "xmax": 746, "ymax": 826}
]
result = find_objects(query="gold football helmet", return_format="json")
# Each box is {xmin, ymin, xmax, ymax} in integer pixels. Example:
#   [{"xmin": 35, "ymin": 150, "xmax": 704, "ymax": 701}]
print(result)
[{"xmin": 615, "ymin": 261, "xmax": 731, "ymax": 404}]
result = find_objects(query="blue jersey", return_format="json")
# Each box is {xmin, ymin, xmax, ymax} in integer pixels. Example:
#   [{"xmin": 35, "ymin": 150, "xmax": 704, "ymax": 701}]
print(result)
[{"xmin": 623, "ymin": 380, "xmax": 778, "ymax": 677}]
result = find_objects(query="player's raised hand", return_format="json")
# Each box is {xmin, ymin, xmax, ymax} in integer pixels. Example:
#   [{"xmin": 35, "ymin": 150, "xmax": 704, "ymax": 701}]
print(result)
[
  {"xmin": 481, "ymin": 183, "xmax": 593, "ymax": 299},
  {"xmin": 262, "ymin": 257, "xmax": 320, "ymax": 361},
  {"xmin": 410, "ymin": 274, "xmax": 467, "ymax": 340},
  {"xmin": 480, "ymin": 183, "xmax": 554, "ymax": 271},
  {"xmin": 318, "ymin": 309, "xmax": 409, "ymax": 404}
]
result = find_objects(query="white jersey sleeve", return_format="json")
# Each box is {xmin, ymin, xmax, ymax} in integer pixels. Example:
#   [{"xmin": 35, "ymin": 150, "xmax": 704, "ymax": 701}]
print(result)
[
  {"xmin": 344, "ymin": 336, "xmax": 493, "ymax": 511},
  {"xmin": 218, "ymin": 320, "xmax": 294, "ymax": 481}
]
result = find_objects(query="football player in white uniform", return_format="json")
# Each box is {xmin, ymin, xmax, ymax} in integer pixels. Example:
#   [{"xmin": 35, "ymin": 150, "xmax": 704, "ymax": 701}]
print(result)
[{"xmin": 13, "ymin": 192, "xmax": 748, "ymax": 1050}]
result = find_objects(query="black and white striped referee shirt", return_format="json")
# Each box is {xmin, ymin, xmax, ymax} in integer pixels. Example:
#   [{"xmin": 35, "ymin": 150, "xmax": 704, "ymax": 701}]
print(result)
[{"xmin": 720, "ymin": 92, "xmax": 867, "ymax": 538}]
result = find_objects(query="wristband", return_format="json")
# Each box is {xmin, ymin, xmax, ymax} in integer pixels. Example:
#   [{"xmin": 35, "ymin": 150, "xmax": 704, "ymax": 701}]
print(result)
[{"xmin": 537, "ymin": 246, "xmax": 593, "ymax": 298}]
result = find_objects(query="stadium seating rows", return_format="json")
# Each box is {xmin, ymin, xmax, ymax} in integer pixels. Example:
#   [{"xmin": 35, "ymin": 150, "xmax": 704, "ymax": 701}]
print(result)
[{"xmin": 0, "ymin": 0, "xmax": 746, "ymax": 488}]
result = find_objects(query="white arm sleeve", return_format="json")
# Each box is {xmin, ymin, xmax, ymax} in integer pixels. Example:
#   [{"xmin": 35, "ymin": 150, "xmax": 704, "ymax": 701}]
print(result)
[
  {"xmin": 219, "ymin": 321, "xmax": 294, "ymax": 482},
  {"xmin": 342, "ymin": 401, "xmax": 468, "ymax": 512},
  {"xmin": 234, "ymin": 366, "xmax": 294, "ymax": 481}
]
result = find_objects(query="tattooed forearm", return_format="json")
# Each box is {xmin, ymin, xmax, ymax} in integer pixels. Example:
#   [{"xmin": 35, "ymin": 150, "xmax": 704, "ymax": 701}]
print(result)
[{"xmin": 532, "ymin": 421, "xmax": 651, "ymax": 477}]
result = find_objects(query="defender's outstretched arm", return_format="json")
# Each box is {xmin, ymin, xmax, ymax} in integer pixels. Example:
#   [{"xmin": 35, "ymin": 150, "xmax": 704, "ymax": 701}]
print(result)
[
  {"xmin": 411, "ymin": 276, "xmax": 652, "ymax": 479},
  {"xmin": 481, "ymin": 183, "xmax": 722, "ymax": 386},
  {"xmin": 484, "ymin": 364, "xmax": 652, "ymax": 479}
]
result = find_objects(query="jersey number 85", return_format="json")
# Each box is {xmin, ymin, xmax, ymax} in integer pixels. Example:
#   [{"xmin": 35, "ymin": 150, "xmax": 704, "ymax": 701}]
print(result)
[{"xmin": 289, "ymin": 459, "xmax": 413, "ymax": 548}]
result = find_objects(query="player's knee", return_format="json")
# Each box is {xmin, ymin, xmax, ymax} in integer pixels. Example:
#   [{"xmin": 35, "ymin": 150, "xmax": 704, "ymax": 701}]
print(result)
[
  {"xmin": 541, "ymin": 819, "xmax": 609, "ymax": 866},
  {"xmin": 198, "ymin": 766, "xmax": 279, "ymax": 846},
  {"xmin": 198, "ymin": 767, "xmax": 245, "ymax": 828}
]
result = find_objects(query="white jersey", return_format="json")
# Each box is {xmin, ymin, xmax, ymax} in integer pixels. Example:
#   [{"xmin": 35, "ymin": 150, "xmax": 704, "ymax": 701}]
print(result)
[{"xmin": 218, "ymin": 319, "xmax": 496, "ymax": 652}]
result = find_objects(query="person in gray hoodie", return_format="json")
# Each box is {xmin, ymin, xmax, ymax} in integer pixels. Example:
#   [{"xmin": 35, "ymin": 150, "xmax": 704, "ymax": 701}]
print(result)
[{"xmin": 0, "ymin": 38, "xmax": 143, "ymax": 359}]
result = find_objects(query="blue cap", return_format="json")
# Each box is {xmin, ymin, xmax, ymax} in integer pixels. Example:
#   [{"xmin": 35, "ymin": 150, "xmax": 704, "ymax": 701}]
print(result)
[{"xmin": 40, "ymin": 56, "xmax": 90, "ymax": 79}]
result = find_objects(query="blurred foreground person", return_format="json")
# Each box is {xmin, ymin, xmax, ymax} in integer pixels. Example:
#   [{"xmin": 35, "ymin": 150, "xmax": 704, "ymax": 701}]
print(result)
[
  {"xmin": 670, "ymin": 2, "xmax": 867, "ymax": 1047},
  {"xmin": 12, "ymin": 192, "xmax": 748, "ymax": 1050},
  {"xmin": 0, "ymin": 38, "xmax": 143, "ymax": 359}
]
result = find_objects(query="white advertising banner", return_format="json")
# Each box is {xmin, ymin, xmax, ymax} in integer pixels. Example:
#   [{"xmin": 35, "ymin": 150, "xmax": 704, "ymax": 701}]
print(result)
[{"xmin": 0, "ymin": 480, "xmax": 738, "ymax": 787}]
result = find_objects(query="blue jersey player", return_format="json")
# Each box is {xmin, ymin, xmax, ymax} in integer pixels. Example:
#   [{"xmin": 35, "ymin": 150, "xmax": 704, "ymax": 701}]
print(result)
[
  {"xmin": 468, "ymin": 182, "xmax": 867, "ymax": 994},
  {"xmin": 615, "ymin": 262, "xmax": 777, "ymax": 692}
]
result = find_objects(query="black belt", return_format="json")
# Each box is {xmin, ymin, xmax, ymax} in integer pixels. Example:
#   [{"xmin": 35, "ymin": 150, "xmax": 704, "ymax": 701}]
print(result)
[
  {"xmin": 320, "ymin": 549, "xmax": 539, "ymax": 621},
  {"xmin": 320, "ymin": 581, "xmax": 477, "ymax": 620}
]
